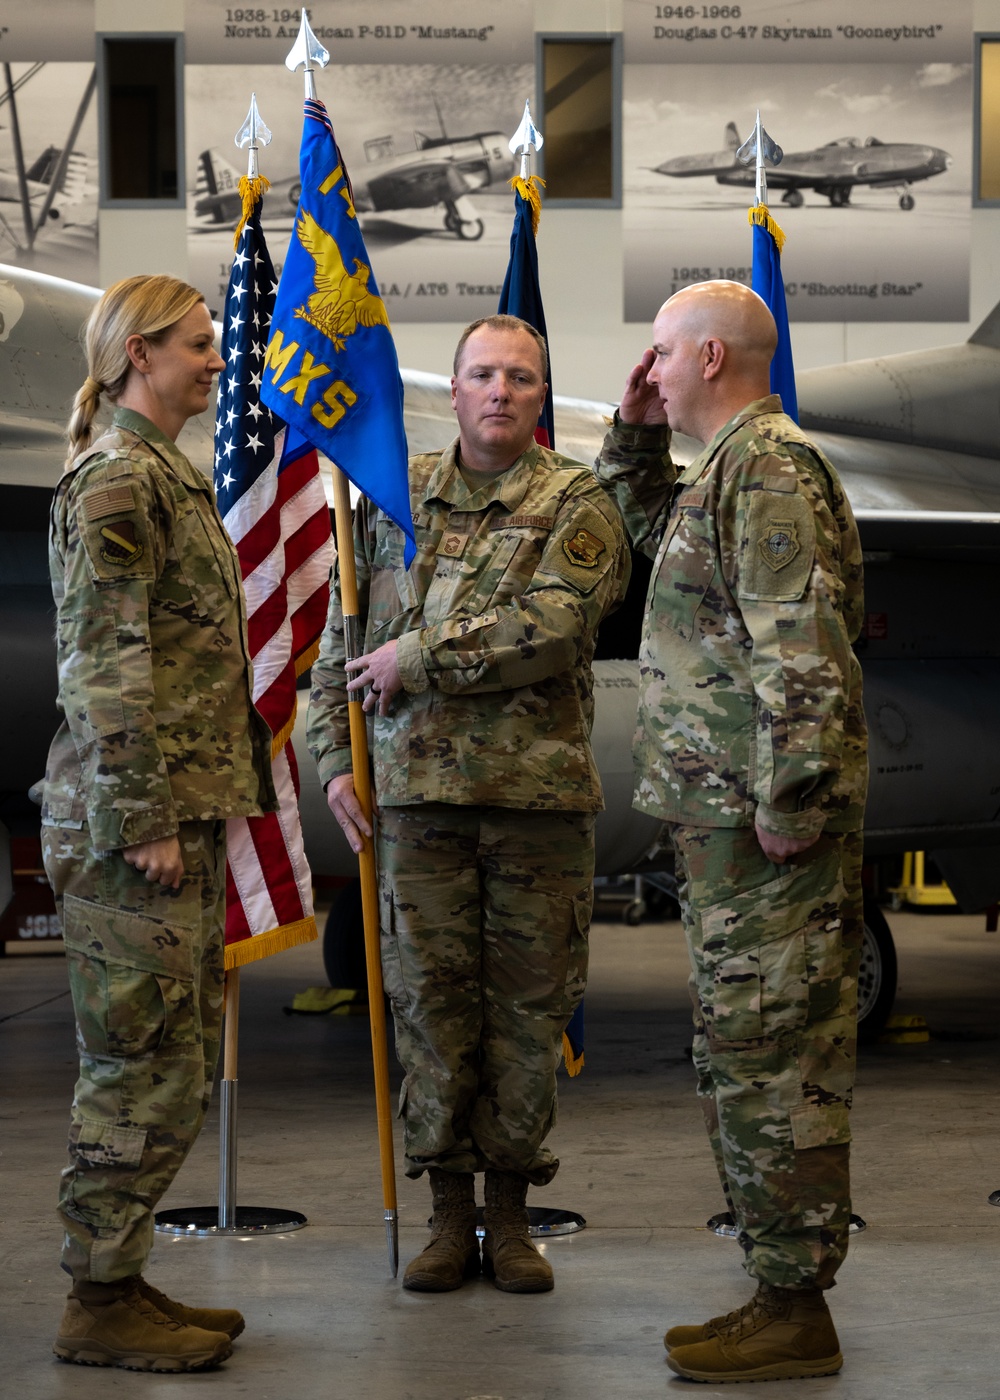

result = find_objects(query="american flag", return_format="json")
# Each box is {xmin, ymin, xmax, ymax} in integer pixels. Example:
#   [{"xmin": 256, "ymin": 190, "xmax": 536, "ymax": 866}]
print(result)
[{"xmin": 213, "ymin": 198, "xmax": 335, "ymax": 969}]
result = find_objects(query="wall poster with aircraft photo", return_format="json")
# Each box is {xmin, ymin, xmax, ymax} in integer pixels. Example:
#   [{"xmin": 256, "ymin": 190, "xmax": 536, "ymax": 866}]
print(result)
[
  {"xmin": 0, "ymin": 3, "xmax": 98, "ymax": 285},
  {"xmin": 186, "ymin": 61, "xmax": 534, "ymax": 322},
  {"xmin": 622, "ymin": 0, "xmax": 973, "ymax": 321}
]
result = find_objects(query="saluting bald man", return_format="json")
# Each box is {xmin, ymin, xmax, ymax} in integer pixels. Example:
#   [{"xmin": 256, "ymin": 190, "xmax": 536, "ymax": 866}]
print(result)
[{"xmin": 596, "ymin": 281, "xmax": 868, "ymax": 1384}]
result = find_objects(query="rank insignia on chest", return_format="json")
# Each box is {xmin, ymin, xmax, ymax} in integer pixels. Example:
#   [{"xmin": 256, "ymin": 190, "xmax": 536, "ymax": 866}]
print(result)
[
  {"xmin": 758, "ymin": 519, "xmax": 800, "ymax": 571},
  {"xmin": 99, "ymin": 520, "xmax": 144, "ymax": 567},
  {"xmin": 562, "ymin": 528, "xmax": 606, "ymax": 569},
  {"xmin": 440, "ymin": 532, "xmax": 468, "ymax": 558}
]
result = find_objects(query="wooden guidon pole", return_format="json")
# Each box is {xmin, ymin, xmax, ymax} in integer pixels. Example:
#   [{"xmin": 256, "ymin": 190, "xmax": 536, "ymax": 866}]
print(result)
[{"xmin": 331, "ymin": 464, "xmax": 399, "ymax": 1275}]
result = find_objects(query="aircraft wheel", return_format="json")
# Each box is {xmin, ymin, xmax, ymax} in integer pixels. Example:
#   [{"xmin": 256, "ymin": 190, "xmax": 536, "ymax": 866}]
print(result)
[
  {"xmin": 624, "ymin": 898, "xmax": 646, "ymax": 926},
  {"xmin": 899, "ymin": 194, "xmax": 915, "ymax": 211},
  {"xmin": 783, "ymin": 189, "xmax": 804, "ymax": 208},
  {"xmin": 322, "ymin": 878, "xmax": 368, "ymax": 995},
  {"xmin": 288, "ymin": 182, "xmax": 301, "ymax": 209},
  {"xmin": 457, "ymin": 218, "xmax": 485, "ymax": 241},
  {"xmin": 444, "ymin": 212, "xmax": 460, "ymax": 233},
  {"xmin": 857, "ymin": 898, "xmax": 898, "ymax": 1043}
]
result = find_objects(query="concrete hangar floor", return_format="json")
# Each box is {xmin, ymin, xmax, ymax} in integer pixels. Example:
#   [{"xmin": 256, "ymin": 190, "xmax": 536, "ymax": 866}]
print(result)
[{"xmin": 3, "ymin": 902, "xmax": 999, "ymax": 1397}]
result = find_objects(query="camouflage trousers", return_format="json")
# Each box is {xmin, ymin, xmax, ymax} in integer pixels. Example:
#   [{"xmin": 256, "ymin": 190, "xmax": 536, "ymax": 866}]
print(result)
[
  {"xmin": 42, "ymin": 821, "xmax": 226, "ymax": 1283},
  {"xmin": 671, "ymin": 824, "xmax": 864, "ymax": 1290},
  {"xmin": 377, "ymin": 803, "xmax": 594, "ymax": 1185}
]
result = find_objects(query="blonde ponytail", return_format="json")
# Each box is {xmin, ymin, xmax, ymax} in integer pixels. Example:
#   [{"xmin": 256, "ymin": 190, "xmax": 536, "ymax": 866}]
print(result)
[{"xmin": 64, "ymin": 275, "xmax": 205, "ymax": 470}]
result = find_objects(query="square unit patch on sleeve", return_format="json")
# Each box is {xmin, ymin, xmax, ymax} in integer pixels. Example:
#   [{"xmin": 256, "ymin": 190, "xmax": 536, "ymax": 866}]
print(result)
[
  {"xmin": 548, "ymin": 501, "xmax": 617, "ymax": 594},
  {"xmin": 740, "ymin": 489, "xmax": 815, "ymax": 602}
]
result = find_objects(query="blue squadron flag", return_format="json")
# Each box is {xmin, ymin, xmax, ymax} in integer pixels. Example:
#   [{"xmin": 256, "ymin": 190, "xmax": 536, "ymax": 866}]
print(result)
[
  {"xmin": 261, "ymin": 97, "xmax": 415, "ymax": 564},
  {"xmin": 749, "ymin": 208, "xmax": 798, "ymax": 422},
  {"xmin": 497, "ymin": 175, "xmax": 555, "ymax": 448}
]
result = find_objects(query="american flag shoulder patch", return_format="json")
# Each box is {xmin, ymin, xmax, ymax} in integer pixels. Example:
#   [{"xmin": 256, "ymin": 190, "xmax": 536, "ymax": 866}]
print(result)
[{"xmin": 83, "ymin": 483, "xmax": 136, "ymax": 521}]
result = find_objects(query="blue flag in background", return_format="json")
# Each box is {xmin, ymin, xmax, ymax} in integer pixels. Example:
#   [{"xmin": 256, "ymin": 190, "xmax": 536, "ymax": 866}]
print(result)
[
  {"xmin": 497, "ymin": 178, "xmax": 556, "ymax": 449},
  {"xmin": 497, "ymin": 175, "xmax": 583, "ymax": 1075},
  {"xmin": 750, "ymin": 206, "xmax": 798, "ymax": 423},
  {"xmin": 261, "ymin": 98, "xmax": 415, "ymax": 564}
]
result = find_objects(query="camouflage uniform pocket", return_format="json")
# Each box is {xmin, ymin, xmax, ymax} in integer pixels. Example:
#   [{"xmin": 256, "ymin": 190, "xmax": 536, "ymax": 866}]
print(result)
[
  {"xmin": 63, "ymin": 894, "xmax": 196, "ymax": 1058},
  {"xmin": 69, "ymin": 1115, "xmax": 146, "ymax": 1171},
  {"xmin": 65, "ymin": 1116, "xmax": 148, "ymax": 1232},
  {"xmin": 695, "ymin": 847, "xmax": 844, "ymax": 1044}
]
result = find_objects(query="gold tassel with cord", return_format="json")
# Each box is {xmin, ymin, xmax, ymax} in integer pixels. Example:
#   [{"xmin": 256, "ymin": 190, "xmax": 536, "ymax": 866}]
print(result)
[
  {"xmin": 509, "ymin": 174, "xmax": 545, "ymax": 236},
  {"xmin": 748, "ymin": 203, "xmax": 786, "ymax": 254},
  {"xmin": 233, "ymin": 174, "xmax": 272, "ymax": 248},
  {"xmin": 561, "ymin": 1030, "xmax": 584, "ymax": 1077}
]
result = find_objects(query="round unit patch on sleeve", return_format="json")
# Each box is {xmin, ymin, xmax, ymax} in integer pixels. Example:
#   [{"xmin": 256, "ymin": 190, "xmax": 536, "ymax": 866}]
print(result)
[
  {"xmin": 548, "ymin": 501, "xmax": 618, "ymax": 594},
  {"xmin": 758, "ymin": 519, "xmax": 800, "ymax": 572},
  {"xmin": 562, "ymin": 527, "xmax": 606, "ymax": 569},
  {"xmin": 98, "ymin": 519, "xmax": 145, "ymax": 568}
]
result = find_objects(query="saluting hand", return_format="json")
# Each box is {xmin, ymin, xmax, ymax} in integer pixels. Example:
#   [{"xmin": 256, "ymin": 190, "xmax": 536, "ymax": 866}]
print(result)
[{"xmin": 620, "ymin": 348, "xmax": 670, "ymax": 428}]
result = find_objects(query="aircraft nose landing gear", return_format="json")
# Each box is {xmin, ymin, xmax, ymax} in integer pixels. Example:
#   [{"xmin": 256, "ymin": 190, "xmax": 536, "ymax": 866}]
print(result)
[{"xmin": 444, "ymin": 196, "xmax": 485, "ymax": 241}]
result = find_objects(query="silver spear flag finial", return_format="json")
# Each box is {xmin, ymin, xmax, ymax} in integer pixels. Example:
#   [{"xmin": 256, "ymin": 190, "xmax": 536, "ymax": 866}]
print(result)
[
  {"xmin": 285, "ymin": 9, "xmax": 330, "ymax": 101},
  {"xmin": 509, "ymin": 99, "xmax": 544, "ymax": 181},
  {"xmin": 736, "ymin": 110, "xmax": 783, "ymax": 207},
  {"xmin": 235, "ymin": 93, "xmax": 272, "ymax": 182}
]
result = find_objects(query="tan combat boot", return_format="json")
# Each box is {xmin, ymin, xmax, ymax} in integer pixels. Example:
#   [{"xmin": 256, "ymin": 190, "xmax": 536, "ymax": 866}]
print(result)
[
  {"xmin": 54, "ymin": 1277, "xmax": 233, "ymax": 1371},
  {"xmin": 136, "ymin": 1276, "xmax": 245, "ymax": 1339},
  {"xmin": 402, "ymin": 1168, "xmax": 480, "ymax": 1292},
  {"xmin": 666, "ymin": 1281, "xmax": 843, "ymax": 1383},
  {"xmin": 664, "ymin": 1305, "xmax": 740, "ymax": 1351},
  {"xmin": 481, "ymin": 1168, "xmax": 554, "ymax": 1294}
]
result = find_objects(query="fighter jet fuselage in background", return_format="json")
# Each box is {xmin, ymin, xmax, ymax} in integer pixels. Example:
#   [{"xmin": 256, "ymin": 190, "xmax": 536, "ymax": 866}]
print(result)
[
  {"xmin": 656, "ymin": 121, "xmax": 952, "ymax": 209},
  {"xmin": 194, "ymin": 129, "xmax": 513, "ymax": 241},
  {"xmin": 1, "ymin": 265, "xmax": 999, "ymax": 1033}
]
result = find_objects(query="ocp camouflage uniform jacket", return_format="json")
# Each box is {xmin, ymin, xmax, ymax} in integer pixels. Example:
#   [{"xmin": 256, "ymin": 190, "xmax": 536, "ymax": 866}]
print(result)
[
  {"xmin": 595, "ymin": 395, "xmax": 867, "ymax": 841},
  {"xmin": 308, "ymin": 438, "xmax": 630, "ymax": 811},
  {"xmin": 42, "ymin": 407, "xmax": 276, "ymax": 851}
]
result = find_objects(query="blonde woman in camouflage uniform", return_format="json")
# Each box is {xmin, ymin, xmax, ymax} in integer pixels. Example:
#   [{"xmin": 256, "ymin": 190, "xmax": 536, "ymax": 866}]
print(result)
[
  {"xmin": 309, "ymin": 316, "xmax": 629, "ymax": 1297},
  {"xmin": 596, "ymin": 282, "xmax": 867, "ymax": 1384},
  {"xmin": 41, "ymin": 276, "xmax": 275, "ymax": 1371}
]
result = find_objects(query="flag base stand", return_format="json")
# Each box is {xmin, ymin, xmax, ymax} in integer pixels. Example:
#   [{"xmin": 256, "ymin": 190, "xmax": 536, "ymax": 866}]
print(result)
[
  {"xmin": 427, "ymin": 1207, "xmax": 586, "ymax": 1238},
  {"xmin": 153, "ymin": 1077, "xmax": 307, "ymax": 1238},
  {"xmin": 524, "ymin": 1207, "xmax": 586, "ymax": 1238},
  {"xmin": 154, "ymin": 1206, "xmax": 308, "ymax": 1237}
]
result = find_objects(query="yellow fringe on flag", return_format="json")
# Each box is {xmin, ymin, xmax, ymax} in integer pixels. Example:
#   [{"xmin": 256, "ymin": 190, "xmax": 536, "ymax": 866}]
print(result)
[
  {"xmin": 509, "ymin": 174, "xmax": 546, "ymax": 236},
  {"xmin": 295, "ymin": 636, "xmax": 321, "ymax": 679},
  {"xmin": 266, "ymin": 636, "xmax": 323, "ymax": 758},
  {"xmin": 224, "ymin": 914, "xmax": 318, "ymax": 971},
  {"xmin": 233, "ymin": 174, "xmax": 272, "ymax": 248},
  {"xmin": 561, "ymin": 1031, "xmax": 584, "ymax": 1077},
  {"xmin": 748, "ymin": 203, "xmax": 786, "ymax": 254}
]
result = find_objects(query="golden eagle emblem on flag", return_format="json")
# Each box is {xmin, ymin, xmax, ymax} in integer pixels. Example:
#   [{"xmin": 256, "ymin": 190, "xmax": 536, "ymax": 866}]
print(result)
[{"xmin": 293, "ymin": 209, "xmax": 391, "ymax": 351}]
